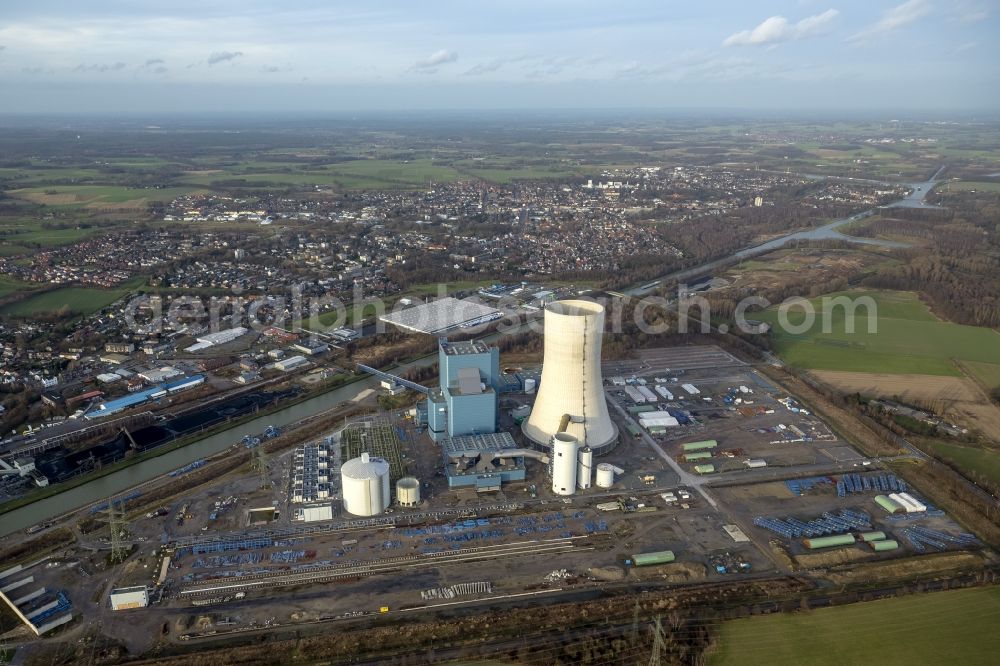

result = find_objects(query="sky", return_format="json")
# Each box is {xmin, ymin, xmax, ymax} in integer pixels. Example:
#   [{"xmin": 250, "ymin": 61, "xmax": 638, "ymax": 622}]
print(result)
[{"xmin": 0, "ymin": 0, "xmax": 996, "ymax": 114}]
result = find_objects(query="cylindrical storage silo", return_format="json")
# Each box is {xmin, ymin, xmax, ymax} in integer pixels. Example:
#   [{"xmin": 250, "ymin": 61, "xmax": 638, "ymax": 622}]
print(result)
[
  {"xmin": 524, "ymin": 378, "xmax": 536, "ymax": 394},
  {"xmin": 523, "ymin": 300, "xmax": 618, "ymax": 453},
  {"xmin": 396, "ymin": 476, "xmax": 421, "ymax": 507},
  {"xmin": 595, "ymin": 463, "xmax": 615, "ymax": 489},
  {"xmin": 340, "ymin": 452, "xmax": 390, "ymax": 517},
  {"xmin": 551, "ymin": 432, "xmax": 579, "ymax": 496},
  {"xmin": 577, "ymin": 447, "xmax": 593, "ymax": 490}
]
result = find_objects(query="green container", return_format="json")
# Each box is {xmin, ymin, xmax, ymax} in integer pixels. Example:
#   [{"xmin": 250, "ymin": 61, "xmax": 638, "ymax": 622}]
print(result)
[
  {"xmin": 682, "ymin": 440, "xmax": 718, "ymax": 452},
  {"xmin": 628, "ymin": 405, "xmax": 656, "ymax": 414},
  {"xmin": 803, "ymin": 533, "xmax": 856, "ymax": 549},
  {"xmin": 683, "ymin": 451, "xmax": 713, "ymax": 462},
  {"xmin": 870, "ymin": 539, "xmax": 899, "ymax": 551},
  {"xmin": 859, "ymin": 531, "xmax": 887, "ymax": 542},
  {"xmin": 693, "ymin": 464, "xmax": 716, "ymax": 474},
  {"xmin": 631, "ymin": 550, "xmax": 675, "ymax": 566}
]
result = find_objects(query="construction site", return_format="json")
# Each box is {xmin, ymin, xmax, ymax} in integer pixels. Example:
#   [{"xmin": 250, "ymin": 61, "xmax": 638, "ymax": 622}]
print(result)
[{"xmin": 0, "ymin": 301, "xmax": 995, "ymax": 662}]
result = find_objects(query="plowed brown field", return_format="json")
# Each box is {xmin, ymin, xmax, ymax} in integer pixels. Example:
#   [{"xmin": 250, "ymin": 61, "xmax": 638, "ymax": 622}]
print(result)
[{"xmin": 811, "ymin": 370, "xmax": 1000, "ymax": 441}]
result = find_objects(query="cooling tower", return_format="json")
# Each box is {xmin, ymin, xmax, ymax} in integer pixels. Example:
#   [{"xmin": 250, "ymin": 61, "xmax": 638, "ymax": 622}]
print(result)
[{"xmin": 523, "ymin": 300, "xmax": 618, "ymax": 453}]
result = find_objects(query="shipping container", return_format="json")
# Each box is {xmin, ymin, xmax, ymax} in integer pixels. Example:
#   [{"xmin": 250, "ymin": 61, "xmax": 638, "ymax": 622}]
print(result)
[
  {"xmin": 630, "ymin": 550, "xmax": 675, "ymax": 566},
  {"xmin": 681, "ymin": 440, "xmax": 718, "ymax": 452},
  {"xmin": 682, "ymin": 451, "xmax": 713, "ymax": 462},
  {"xmin": 858, "ymin": 531, "xmax": 887, "ymax": 542},
  {"xmin": 802, "ymin": 533, "xmax": 856, "ymax": 549}
]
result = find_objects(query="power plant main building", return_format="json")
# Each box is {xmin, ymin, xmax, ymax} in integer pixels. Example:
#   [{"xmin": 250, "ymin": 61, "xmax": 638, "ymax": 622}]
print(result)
[{"xmin": 523, "ymin": 300, "xmax": 618, "ymax": 455}]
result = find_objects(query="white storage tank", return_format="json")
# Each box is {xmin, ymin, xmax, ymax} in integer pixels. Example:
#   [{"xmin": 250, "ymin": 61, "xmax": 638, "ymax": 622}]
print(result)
[
  {"xmin": 524, "ymin": 378, "xmax": 537, "ymax": 394},
  {"xmin": 595, "ymin": 463, "xmax": 615, "ymax": 488},
  {"xmin": 577, "ymin": 446, "xmax": 593, "ymax": 490},
  {"xmin": 551, "ymin": 432, "xmax": 579, "ymax": 496},
  {"xmin": 340, "ymin": 452, "xmax": 391, "ymax": 517},
  {"xmin": 396, "ymin": 476, "xmax": 421, "ymax": 507}
]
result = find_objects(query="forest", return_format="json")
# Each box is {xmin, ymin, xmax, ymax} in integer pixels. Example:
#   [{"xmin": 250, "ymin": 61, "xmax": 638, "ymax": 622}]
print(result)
[{"xmin": 856, "ymin": 193, "xmax": 1000, "ymax": 327}]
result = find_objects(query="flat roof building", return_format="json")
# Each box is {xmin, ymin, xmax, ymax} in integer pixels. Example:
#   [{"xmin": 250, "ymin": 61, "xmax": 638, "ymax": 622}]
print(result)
[
  {"xmin": 109, "ymin": 586, "xmax": 148, "ymax": 611},
  {"xmin": 379, "ymin": 297, "xmax": 502, "ymax": 334}
]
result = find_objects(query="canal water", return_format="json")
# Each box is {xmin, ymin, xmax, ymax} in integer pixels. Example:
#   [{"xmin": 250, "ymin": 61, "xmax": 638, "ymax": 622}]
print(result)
[{"xmin": 1, "ymin": 354, "xmax": 439, "ymax": 536}]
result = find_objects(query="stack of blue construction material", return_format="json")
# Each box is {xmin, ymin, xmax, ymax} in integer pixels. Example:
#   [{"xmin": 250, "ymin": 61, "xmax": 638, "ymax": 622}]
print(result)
[
  {"xmin": 89, "ymin": 491, "xmax": 142, "ymax": 514},
  {"xmin": 901, "ymin": 525, "xmax": 981, "ymax": 552},
  {"xmin": 270, "ymin": 549, "xmax": 307, "ymax": 563},
  {"xmin": 192, "ymin": 536, "xmax": 273, "ymax": 554},
  {"xmin": 785, "ymin": 476, "xmax": 833, "ymax": 496},
  {"xmin": 839, "ymin": 473, "xmax": 907, "ymax": 495},
  {"xmin": 754, "ymin": 509, "xmax": 872, "ymax": 538}
]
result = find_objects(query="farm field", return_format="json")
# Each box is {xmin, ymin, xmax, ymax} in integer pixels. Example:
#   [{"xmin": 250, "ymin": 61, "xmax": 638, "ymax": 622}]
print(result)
[
  {"xmin": 960, "ymin": 361, "xmax": 1000, "ymax": 390},
  {"xmin": 0, "ymin": 278, "xmax": 144, "ymax": 317},
  {"xmin": 920, "ymin": 439, "xmax": 1000, "ymax": 489},
  {"xmin": 4, "ymin": 226, "xmax": 102, "ymax": 246},
  {"xmin": 709, "ymin": 586, "xmax": 1000, "ymax": 666},
  {"xmin": 9, "ymin": 185, "xmax": 206, "ymax": 208},
  {"xmin": 757, "ymin": 290, "xmax": 1000, "ymax": 376},
  {"xmin": 179, "ymin": 158, "xmax": 463, "ymax": 189},
  {"xmin": 810, "ymin": 370, "xmax": 1000, "ymax": 440},
  {"xmin": 944, "ymin": 181, "xmax": 1000, "ymax": 193}
]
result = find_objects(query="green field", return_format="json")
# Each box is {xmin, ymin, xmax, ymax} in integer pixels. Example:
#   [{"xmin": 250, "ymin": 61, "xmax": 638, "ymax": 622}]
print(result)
[
  {"xmin": 920, "ymin": 439, "xmax": 1000, "ymax": 488},
  {"xmin": 0, "ymin": 278, "xmax": 144, "ymax": 317},
  {"xmin": 756, "ymin": 290, "xmax": 1000, "ymax": 375},
  {"xmin": 709, "ymin": 586, "xmax": 1000, "ymax": 666},
  {"xmin": 178, "ymin": 158, "xmax": 462, "ymax": 189},
  {"xmin": 0, "ymin": 276, "xmax": 35, "ymax": 299}
]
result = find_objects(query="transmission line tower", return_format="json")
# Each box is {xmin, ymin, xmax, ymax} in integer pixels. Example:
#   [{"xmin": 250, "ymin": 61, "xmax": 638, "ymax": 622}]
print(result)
[
  {"xmin": 648, "ymin": 615, "xmax": 666, "ymax": 666},
  {"xmin": 251, "ymin": 444, "xmax": 270, "ymax": 489},
  {"xmin": 104, "ymin": 498, "xmax": 129, "ymax": 564},
  {"xmin": 632, "ymin": 599, "xmax": 641, "ymax": 638}
]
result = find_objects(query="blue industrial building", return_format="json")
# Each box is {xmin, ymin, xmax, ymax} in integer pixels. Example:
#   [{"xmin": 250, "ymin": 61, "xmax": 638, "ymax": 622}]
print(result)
[
  {"xmin": 87, "ymin": 374, "xmax": 205, "ymax": 419},
  {"xmin": 427, "ymin": 339, "xmax": 499, "ymax": 441},
  {"xmin": 441, "ymin": 432, "xmax": 527, "ymax": 490}
]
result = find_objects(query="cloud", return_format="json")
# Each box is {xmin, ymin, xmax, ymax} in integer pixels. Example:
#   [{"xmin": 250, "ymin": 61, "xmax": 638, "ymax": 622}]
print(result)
[
  {"xmin": 152, "ymin": 66, "xmax": 168, "ymax": 74},
  {"xmin": 462, "ymin": 59, "xmax": 504, "ymax": 76},
  {"xmin": 74, "ymin": 62, "xmax": 127, "ymax": 72},
  {"xmin": 951, "ymin": 41, "xmax": 978, "ymax": 54},
  {"xmin": 411, "ymin": 49, "xmax": 457, "ymax": 71},
  {"xmin": 144, "ymin": 58, "xmax": 165, "ymax": 67},
  {"xmin": 207, "ymin": 50, "xmax": 243, "ymax": 66},
  {"xmin": 948, "ymin": 2, "xmax": 988, "ymax": 23},
  {"xmin": 724, "ymin": 9, "xmax": 839, "ymax": 47},
  {"xmin": 260, "ymin": 64, "xmax": 291, "ymax": 73},
  {"xmin": 849, "ymin": 0, "xmax": 931, "ymax": 43}
]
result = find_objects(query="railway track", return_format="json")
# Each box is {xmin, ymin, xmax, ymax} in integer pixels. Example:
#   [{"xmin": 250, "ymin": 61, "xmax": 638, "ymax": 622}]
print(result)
[{"xmin": 179, "ymin": 535, "xmax": 592, "ymax": 596}]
